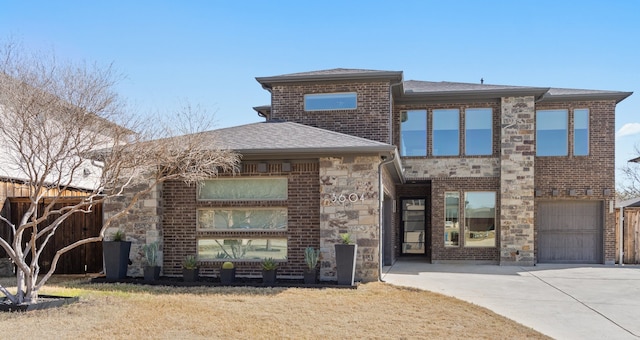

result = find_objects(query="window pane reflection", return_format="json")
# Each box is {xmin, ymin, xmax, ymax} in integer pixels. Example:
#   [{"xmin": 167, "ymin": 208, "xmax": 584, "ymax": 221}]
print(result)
[
  {"xmin": 445, "ymin": 192, "xmax": 459, "ymax": 246},
  {"xmin": 464, "ymin": 192, "xmax": 496, "ymax": 247}
]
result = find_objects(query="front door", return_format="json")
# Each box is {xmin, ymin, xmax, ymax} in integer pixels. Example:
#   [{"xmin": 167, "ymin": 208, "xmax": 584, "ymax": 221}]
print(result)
[{"xmin": 401, "ymin": 199, "xmax": 426, "ymax": 255}]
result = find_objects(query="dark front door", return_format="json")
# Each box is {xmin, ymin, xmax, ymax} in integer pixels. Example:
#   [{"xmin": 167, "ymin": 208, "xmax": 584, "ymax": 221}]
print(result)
[{"xmin": 401, "ymin": 199, "xmax": 426, "ymax": 255}]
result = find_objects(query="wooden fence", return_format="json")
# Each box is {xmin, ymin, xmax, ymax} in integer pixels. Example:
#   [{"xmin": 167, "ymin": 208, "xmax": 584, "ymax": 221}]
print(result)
[
  {"xmin": 616, "ymin": 208, "xmax": 640, "ymax": 264},
  {"xmin": 0, "ymin": 198, "xmax": 103, "ymax": 274}
]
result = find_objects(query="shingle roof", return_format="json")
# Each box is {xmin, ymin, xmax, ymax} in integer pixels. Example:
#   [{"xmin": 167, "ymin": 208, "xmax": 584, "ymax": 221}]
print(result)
[
  {"xmin": 404, "ymin": 80, "xmax": 532, "ymax": 93},
  {"xmin": 256, "ymin": 68, "xmax": 403, "ymax": 89},
  {"xmin": 199, "ymin": 121, "xmax": 395, "ymax": 155}
]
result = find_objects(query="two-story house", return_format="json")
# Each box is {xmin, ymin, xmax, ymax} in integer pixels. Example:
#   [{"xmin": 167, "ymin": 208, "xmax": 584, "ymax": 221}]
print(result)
[{"xmin": 113, "ymin": 68, "xmax": 632, "ymax": 282}]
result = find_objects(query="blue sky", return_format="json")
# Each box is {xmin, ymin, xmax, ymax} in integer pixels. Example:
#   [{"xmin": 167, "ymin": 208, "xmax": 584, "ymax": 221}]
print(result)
[{"xmin": 1, "ymin": 0, "xmax": 638, "ymax": 186}]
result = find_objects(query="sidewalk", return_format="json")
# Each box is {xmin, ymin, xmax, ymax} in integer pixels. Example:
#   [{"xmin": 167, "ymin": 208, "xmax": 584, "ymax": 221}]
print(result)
[{"xmin": 382, "ymin": 261, "xmax": 640, "ymax": 339}]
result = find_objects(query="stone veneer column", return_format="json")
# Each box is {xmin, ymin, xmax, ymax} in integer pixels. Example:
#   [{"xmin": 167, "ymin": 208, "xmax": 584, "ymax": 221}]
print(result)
[
  {"xmin": 319, "ymin": 156, "xmax": 380, "ymax": 282},
  {"xmin": 102, "ymin": 181, "xmax": 163, "ymax": 276},
  {"xmin": 500, "ymin": 96, "xmax": 535, "ymax": 265}
]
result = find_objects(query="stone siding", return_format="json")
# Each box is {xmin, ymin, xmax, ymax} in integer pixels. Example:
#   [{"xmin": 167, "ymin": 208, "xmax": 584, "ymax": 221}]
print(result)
[
  {"xmin": 499, "ymin": 96, "xmax": 535, "ymax": 265},
  {"xmin": 319, "ymin": 155, "xmax": 381, "ymax": 282},
  {"xmin": 103, "ymin": 181, "xmax": 163, "ymax": 277},
  {"xmin": 402, "ymin": 158, "xmax": 499, "ymax": 179}
]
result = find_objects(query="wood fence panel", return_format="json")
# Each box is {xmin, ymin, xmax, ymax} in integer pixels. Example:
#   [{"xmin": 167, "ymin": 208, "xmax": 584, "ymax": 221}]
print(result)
[
  {"xmin": 616, "ymin": 208, "xmax": 640, "ymax": 264},
  {"xmin": 0, "ymin": 199, "xmax": 103, "ymax": 274}
]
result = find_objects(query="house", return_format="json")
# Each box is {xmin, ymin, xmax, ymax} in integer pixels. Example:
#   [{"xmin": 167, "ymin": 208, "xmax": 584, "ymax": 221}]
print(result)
[{"xmin": 110, "ymin": 68, "xmax": 632, "ymax": 282}]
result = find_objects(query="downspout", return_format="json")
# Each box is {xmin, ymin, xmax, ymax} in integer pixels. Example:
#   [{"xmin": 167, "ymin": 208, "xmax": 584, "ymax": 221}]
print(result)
[
  {"xmin": 619, "ymin": 206, "xmax": 624, "ymax": 266},
  {"xmin": 378, "ymin": 152, "xmax": 396, "ymax": 281}
]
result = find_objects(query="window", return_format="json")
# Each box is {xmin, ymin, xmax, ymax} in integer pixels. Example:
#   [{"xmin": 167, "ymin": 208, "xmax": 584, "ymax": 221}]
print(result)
[
  {"xmin": 400, "ymin": 110, "xmax": 427, "ymax": 156},
  {"xmin": 198, "ymin": 208, "xmax": 287, "ymax": 230},
  {"xmin": 304, "ymin": 92, "xmax": 357, "ymax": 111},
  {"xmin": 536, "ymin": 109, "xmax": 568, "ymax": 156},
  {"xmin": 574, "ymin": 109, "xmax": 589, "ymax": 156},
  {"xmin": 198, "ymin": 178, "xmax": 287, "ymax": 201},
  {"xmin": 444, "ymin": 192, "xmax": 460, "ymax": 247},
  {"xmin": 464, "ymin": 192, "xmax": 496, "ymax": 247},
  {"xmin": 198, "ymin": 238, "xmax": 288, "ymax": 260},
  {"xmin": 433, "ymin": 109, "xmax": 459, "ymax": 156},
  {"xmin": 465, "ymin": 108, "xmax": 492, "ymax": 155}
]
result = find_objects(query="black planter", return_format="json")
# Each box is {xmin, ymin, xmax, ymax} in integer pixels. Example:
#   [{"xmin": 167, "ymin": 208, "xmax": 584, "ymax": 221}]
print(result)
[
  {"xmin": 183, "ymin": 268, "xmax": 199, "ymax": 282},
  {"xmin": 262, "ymin": 269, "xmax": 277, "ymax": 285},
  {"xmin": 103, "ymin": 241, "xmax": 131, "ymax": 280},
  {"xmin": 303, "ymin": 269, "xmax": 317, "ymax": 284},
  {"xmin": 144, "ymin": 266, "xmax": 161, "ymax": 281},
  {"xmin": 220, "ymin": 268, "xmax": 236, "ymax": 285},
  {"xmin": 335, "ymin": 244, "xmax": 357, "ymax": 286}
]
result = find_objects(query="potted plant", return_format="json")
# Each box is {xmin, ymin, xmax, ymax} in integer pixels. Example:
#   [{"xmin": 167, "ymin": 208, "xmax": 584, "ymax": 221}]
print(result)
[
  {"xmin": 220, "ymin": 261, "xmax": 235, "ymax": 285},
  {"xmin": 102, "ymin": 230, "xmax": 131, "ymax": 280},
  {"xmin": 335, "ymin": 233, "xmax": 357, "ymax": 286},
  {"xmin": 182, "ymin": 255, "xmax": 199, "ymax": 282},
  {"xmin": 303, "ymin": 247, "xmax": 320, "ymax": 284},
  {"xmin": 143, "ymin": 242, "xmax": 160, "ymax": 281},
  {"xmin": 261, "ymin": 257, "xmax": 278, "ymax": 285}
]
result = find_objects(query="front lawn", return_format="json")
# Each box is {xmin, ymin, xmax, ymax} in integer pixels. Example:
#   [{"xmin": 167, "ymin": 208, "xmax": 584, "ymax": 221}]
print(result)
[{"xmin": 0, "ymin": 276, "xmax": 548, "ymax": 339}]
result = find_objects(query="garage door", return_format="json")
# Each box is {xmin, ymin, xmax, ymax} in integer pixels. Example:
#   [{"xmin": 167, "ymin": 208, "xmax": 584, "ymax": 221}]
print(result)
[{"xmin": 537, "ymin": 201, "xmax": 603, "ymax": 263}]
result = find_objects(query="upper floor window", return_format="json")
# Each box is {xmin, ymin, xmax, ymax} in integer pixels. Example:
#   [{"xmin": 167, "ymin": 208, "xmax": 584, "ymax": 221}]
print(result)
[
  {"xmin": 536, "ymin": 109, "xmax": 568, "ymax": 156},
  {"xmin": 574, "ymin": 109, "xmax": 589, "ymax": 156},
  {"xmin": 465, "ymin": 108, "xmax": 492, "ymax": 155},
  {"xmin": 433, "ymin": 109, "xmax": 459, "ymax": 156},
  {"xmin": 400, "ymin": 110, "xmax": 427, "ymax": 156},
  {"xmin": 304, "ymin": 92, "xmax": 357, "ymax": 111}
]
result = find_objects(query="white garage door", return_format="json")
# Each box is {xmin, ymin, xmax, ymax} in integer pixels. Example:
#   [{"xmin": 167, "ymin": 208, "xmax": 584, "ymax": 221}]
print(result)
[{"xmin": 537, "ymin": 201, "xmax": 603, "ymax": 263}]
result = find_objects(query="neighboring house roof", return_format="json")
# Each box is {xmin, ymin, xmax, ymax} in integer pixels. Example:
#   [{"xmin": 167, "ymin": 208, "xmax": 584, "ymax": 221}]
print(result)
[
  {"xmin": 256, "ymin": 68, "xmax": 404, "ymax": 90},
  {"xmin": 616, "ymin": 197, "xmax": 640, "ymax": 208},
  {"xmin": 199, "ymin": 121, "xmax": 396, "ymax": 156},
  {"xmin": 629, "ymin": 156, "xmax": 640, "ymax": 163}
]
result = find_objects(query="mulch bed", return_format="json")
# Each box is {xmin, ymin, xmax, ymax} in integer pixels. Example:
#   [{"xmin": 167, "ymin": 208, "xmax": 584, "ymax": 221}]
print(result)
[{"xmin": 89, "ymin": 276, "xmax": 357, "ymax": 289}]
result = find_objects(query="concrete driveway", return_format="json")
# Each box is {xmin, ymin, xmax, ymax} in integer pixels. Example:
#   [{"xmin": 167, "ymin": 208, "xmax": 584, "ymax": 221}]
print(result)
[{"xmin": 382, "ymin": 261, "xmax": 640, "ymax": 339}]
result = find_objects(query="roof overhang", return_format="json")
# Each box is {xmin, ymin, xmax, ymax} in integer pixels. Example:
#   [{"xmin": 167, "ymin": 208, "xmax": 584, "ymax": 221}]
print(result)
[
  {"xmin": 629, "ymin": 156, "xmax": 640, "ymax": 163},
  {"xmin": 536, "ymin": 91, "xmax": 633, "ymax": 104},
  {"xmin": 396, "ymin": 87, "xmax": 550, "ymax": 104},
  {"xmin": 256, "ymin": 71, "xmax": 404, "ymax": 90}
]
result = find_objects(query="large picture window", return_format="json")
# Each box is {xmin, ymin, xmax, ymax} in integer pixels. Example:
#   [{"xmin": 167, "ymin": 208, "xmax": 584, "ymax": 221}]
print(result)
[
  {"xmin": 464, "ymin": 192, "xmax": 496, "ymax": 247},
  {"xmin": 198, "ymin": 238, "xmax": 288, "ymax": 261},
  {"xmin": 198, "ymin": 178, "xmax": 287, "ymax": 201},
  {"xmin": 304, "ymin": 92, "xmax": 357, "ymax": 111},
  {"xmin": 400, "ymin": 110, "xmax": 427, "ymax": 156},
  {"xmin": 536, "ymin": 109, "xmax": 568, "ymax": 156},
  {"xmin": 433, "ymin": 109, "xmax": 459, "ymax": 156},
  {"xmin": 198, "ymin": 208, "xmax": 287, "ymax": 230},
  {"xmin": 465, "ymin": 108, "xmax": 492, "ymax": 155},
  {"xmin": 574, "ymin": 109, "xmax": 589, "ymax": 156}
]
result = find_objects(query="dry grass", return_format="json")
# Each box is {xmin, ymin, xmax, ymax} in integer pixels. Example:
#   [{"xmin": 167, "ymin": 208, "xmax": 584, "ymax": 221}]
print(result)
[{"xmin": 0, "ymin": 276, "xmax": 549, "ymax": 339}]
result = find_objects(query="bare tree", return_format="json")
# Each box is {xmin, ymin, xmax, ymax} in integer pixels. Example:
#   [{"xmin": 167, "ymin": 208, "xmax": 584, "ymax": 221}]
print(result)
[
  {"xmin": 0, "ymin": 41, "xmax": 239, "ymax": 304},
  {"xmin": 618, "ymin": 148, "xmax": 640, "ymax": 200}
]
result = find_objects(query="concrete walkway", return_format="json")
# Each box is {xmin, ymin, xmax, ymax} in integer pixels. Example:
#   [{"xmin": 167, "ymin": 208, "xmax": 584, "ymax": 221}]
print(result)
[{"xmin": 382, "ymin": 261, "xmax": 640, "ymax": 339}]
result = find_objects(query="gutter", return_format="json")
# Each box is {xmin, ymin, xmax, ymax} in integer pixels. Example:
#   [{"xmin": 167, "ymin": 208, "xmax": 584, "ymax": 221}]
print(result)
[{"xmin": 377, "ymin": 151, "xmax": 397, "ymax": 282}]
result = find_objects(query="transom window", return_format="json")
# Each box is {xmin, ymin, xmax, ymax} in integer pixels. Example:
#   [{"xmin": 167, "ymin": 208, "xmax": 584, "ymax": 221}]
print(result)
[
  {"xmin": 432, "ymin": 109, "xmax": 460, "ymax": 156},
  {"xmin": 198, "ymin": 178, "xmax": 287, "ymax": 201},
  {"xmin": 400, "ymin": 110, "xmax": 427, "ymax": 156},
  {"xmin": 536, "ymin": 109, "xmax": 568, "ymax": 156},
  {"xmin": 304, "ymin": 92, "xmax": 357, "ymax": 111},
  {"xmin": 465, "ymin": 108, "xmax": 492, "ymax": 155}
]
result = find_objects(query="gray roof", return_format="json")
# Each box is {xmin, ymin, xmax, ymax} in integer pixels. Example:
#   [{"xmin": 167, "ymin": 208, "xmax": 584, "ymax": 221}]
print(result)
[
  {"xmin": 404, "ymin": 80, "xmax": 533, "ymax": 93},
  {"xmin": 199, "ymin": 121, "xmax": 395, "ymax": 156},
  {"xmin": 616, "ymin": 197, "xmax": 640, "ymax": 208},
  {"xmin": 542, "ymin": 87, "xmax": 632, "ymax": 103},
  {"xmin": 630, "ymin": 156, "xmax": 640, "ymax": 163},
  {"xmin": 256, "ymin": 68, "xmax": 403, "ymax": 89}
]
